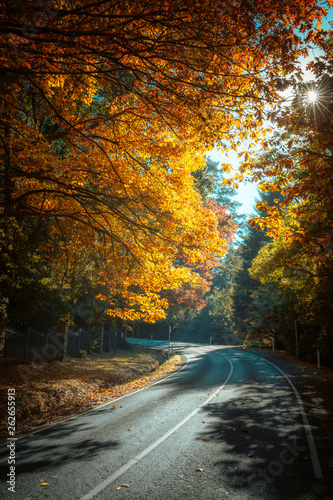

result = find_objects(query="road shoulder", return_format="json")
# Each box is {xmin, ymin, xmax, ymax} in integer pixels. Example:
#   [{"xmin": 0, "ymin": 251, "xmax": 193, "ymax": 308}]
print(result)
[{"xmin": 0, "ymin": 349, "xmax": 184, "ymax": 442}]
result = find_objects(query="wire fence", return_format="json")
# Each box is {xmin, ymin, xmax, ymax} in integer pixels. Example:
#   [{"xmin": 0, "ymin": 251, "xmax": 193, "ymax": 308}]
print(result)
[{"xmin": 3, "ymin": 325, "xmax": 127, "ymax": 364}]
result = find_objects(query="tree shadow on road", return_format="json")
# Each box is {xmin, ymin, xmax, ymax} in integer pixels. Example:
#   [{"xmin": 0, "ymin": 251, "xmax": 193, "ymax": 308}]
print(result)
[
  {"xmin": 0, "ymin": 417, "xmax": 120, "ymax": 477},
  {"xmin": 196, "ymin": 358, "xmax": 329, "ymax": 499}
]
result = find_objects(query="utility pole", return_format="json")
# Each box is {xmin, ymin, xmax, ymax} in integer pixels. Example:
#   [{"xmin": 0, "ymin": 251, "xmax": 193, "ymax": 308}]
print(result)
[
  {"xmin": 295, "ymin": 320, "xmax": 299, "ymax": 359},
  {"xmin": 168, "ymin": 325, "xmax": 171, "ymax": 359}
]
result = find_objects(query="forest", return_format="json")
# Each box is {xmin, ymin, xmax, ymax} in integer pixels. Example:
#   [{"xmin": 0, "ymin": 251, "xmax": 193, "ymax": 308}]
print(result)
[{"xmin": 0, "ymin": 0, "xmax": 332, "ymax": 366}]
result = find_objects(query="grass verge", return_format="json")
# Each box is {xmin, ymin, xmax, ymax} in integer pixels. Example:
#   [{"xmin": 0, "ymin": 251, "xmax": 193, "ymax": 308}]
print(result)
[{"xmin": 0, "ymin": 348, "xmax": 184, "ymax": 441}]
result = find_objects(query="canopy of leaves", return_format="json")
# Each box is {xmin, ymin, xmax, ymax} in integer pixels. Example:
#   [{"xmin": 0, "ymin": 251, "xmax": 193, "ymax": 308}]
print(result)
[
  {"xmin": 0, "ymin": 0, "xmax": 330, "ymax": 339},
  {"xmin": 241, "ymin": 29, "xmax": 333, "ymax": 360}
]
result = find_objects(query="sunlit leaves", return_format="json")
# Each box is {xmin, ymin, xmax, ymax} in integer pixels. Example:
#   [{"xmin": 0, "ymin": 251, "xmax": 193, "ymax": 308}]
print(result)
[
  {"xmin": 0, "ymin": 0, "xmax": 329, "ymax": 332},
  {"xmin": 244, "ymin": 31, "xmax": 333, "ymax": 339}
]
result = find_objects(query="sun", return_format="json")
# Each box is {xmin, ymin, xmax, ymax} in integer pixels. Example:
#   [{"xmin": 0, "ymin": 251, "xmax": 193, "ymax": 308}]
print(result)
[{"xmin": 307, "ymin": 90, "xmax": 318, "ymax": 103}]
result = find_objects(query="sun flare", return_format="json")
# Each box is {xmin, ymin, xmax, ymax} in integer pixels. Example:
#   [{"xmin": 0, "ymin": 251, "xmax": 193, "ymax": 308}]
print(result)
[{"xmin": 307, "ymin": 90, "xmax": 318, "ymax": 103}]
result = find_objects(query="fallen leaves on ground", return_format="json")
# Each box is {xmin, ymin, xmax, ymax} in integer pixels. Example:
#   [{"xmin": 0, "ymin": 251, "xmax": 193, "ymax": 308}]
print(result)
[
  {"xmin": 0, "ymin": 349, "xmax": 183, "ymax": 440},
  {"xmin": 116, "ymin": 483, "xmax": 130, "ymax": 490}
]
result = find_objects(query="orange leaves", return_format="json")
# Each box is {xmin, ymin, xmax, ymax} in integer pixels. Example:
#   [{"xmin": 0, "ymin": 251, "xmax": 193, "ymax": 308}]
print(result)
[
  {"xmin": 0, "ymin": 350, "xmax": 183, "ymax": 439},
  {"xmin": 1, "ymin": 1, "xmax": 326, "ymax": 158},
  {"xmin": 116, "ymin": 484, "xmax": 130, "ymax": 490},
  {"xmin": 90, "ymin": 150, "xmax": 234, "ymax": 322},
  {"xmin": 2, "ymin": 0, "xmax": 327, "ymax": 330}
]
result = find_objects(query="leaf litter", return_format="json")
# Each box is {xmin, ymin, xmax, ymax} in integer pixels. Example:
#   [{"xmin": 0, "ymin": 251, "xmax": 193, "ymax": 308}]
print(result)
[{"xmin": 0, "ymin": 349, "xmax": 183, "ymax": 440}]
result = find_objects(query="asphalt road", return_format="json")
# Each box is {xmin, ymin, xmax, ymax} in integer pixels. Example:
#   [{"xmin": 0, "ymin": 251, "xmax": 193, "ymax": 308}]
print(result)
[{"xmin": 0, "ymin": 343, "xmax": 332, "ymax": 499}]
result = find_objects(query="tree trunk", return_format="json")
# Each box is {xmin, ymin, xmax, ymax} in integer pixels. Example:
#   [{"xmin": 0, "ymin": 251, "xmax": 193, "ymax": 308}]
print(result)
[{"xmin": 100, "ymin": 325, "xmax": 104, "ymax": 354}]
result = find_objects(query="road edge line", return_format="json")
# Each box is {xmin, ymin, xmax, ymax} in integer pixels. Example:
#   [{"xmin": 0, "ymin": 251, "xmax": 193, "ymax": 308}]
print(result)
[
  {"xmin": 244, "ymin": 351, "xmax": 323, "ymax": 480},
  {"xmin": 91, "ymin": 353, "xmax": 190, "ymax": 411},
  {"xmin": 79, "ymin": 353, "xmax": 233, "ymax": 500},
  {"xmin": 3, "ymin": 354, "xmax": 190, "ymax": 446}
]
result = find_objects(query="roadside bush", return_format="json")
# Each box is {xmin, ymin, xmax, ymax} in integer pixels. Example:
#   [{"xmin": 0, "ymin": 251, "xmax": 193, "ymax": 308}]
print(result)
[{"xmin": 76, "ymin": 349, "xmax": 88, "ymax": 358}]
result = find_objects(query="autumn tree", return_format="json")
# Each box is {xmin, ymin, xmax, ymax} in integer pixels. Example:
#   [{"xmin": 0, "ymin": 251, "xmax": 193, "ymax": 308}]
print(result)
[
  {"xmin": 0, "ymin": 0, "xmax": 330, "ymax": 358},
  {"xmin": 229, "ymin": 191, "xmax": 281, "ymax": 338},
  {"xmin": 138, "ymin": 157, "xmax": 239, "ymax": 342},
  {"xmin": 243, "ymin": 28, "xmax": 333, "ymax": 362},
  {"xmin": 166, "ymin": 246, "xmax": 242, "ymax": 344}
]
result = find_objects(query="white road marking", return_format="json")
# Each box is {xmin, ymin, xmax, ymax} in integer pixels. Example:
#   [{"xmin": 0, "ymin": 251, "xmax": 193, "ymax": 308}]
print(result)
[
  {"xmin": 243, "ymin": 351, "xmax": 323, "ymax": 479},
  {"xmin": 11, "ymin": 351, "xmax": 191, "ymax": 443},
  {"xmin": 79, "ymin": 352, "xmax": 233, "ymax": 500}
]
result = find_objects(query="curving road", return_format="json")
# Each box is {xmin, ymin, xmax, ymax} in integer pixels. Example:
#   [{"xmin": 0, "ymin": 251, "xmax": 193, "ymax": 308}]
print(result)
[{"xmin": 0, "ymin": 343, "xmax": 332, "ymax": 499}]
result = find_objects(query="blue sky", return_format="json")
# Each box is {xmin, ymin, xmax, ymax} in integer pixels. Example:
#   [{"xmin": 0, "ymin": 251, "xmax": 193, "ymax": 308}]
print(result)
[{"xmin": 207, "ymin": 146, "xmax": 259, "ymax": 216}]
